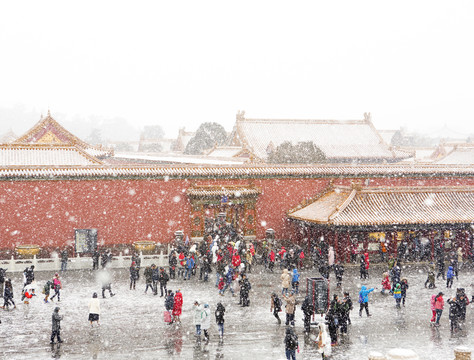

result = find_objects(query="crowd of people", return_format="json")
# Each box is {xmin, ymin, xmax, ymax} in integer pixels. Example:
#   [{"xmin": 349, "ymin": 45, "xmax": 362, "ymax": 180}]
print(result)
[{"xmin": 0, "ymin": 230, "xmax": 473, "ymax": 359}]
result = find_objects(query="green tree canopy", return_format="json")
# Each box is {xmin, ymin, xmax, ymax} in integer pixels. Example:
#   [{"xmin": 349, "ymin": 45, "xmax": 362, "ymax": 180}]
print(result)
[
  {"xmin": 268, "ymin": 141, "xmax": 327, "ymax": 164},
  {"xmin": 184, "ymin": 122, "xmax": 227, "ymax": 155}
]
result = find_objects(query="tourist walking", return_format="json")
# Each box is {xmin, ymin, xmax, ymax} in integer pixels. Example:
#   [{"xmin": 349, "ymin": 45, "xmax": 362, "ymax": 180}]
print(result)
[
  {"xmin": 446, "ymin": 266, "xmax": 455, "ymax": 288},
  {"xmin": 434, "ymin": 292, "xmax": 444, "ymax": 326},
  {"xmin": 158, "ymin": 267, "xmax": 169, "ymax": 297},
  {"xmin": 50, "ymin": 273, "xmax": 62, "ymax": 302},
  {"xmin": 172, "ymin": 289, "xmax": 183, "ymax": 323},
  {"xmin": 144, "ymin": 266, "xmax": 153, "ymax": 294},
  {"xmin": 201, "ymin": 303, "xmax": 211, "ymax": 341},
  {"xmin": 284, "ymin": 327, "xmax": 298, "ymax": 360},
  {"xmin": 291, "ymin": 268, "xmax": 300, "ymax": 294},
  {"xmin": 283, "ymin": 290, "xmax": 296, "ymax": 326},
  {"xmin": 129, "ymin": 261, "xmax": 139, "ymax": 290},
  {"xmin": 215, "ymin": 302, "xmax": 226, "ymax": 338},
  {"xmin": 281, "ymin": 268, "xmax": 291, "ymax": 296},
  {"xmin": 2, "ymin": 279, "xmax": 15, "ymax": 309},
  {"xmin": 43, "ymin": 280, "xmax": 53, "ymax": 303},
  {"xmin": 270, "ymin": 293, "xmax": 282, "ymax": 324},
  {"xmin": 88, "ymin": 293, "xmax": 100, "ymax": 327},
  {"xmin": 193, "ymin": 300, "xmax": 202, "ymax": 336},
  {"xmin": 50, "ymin": 307, "xmax": 63, "ymax": 344},
  {"xmin": 359, "ymin": 285, "xmax": 374, "ymax": 317},
  {"xmin": 400, "ymin": 278, "xmax": 409, "ymax": 306}
]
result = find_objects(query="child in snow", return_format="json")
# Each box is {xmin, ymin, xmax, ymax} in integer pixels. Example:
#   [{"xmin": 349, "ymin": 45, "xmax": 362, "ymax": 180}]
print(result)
[
  {"xmin": 43, "ymin": 280, "xmax": 53, "ymax": 303},
  {"xmin": 446, "ymin": 266, "xmax": 455, "ymax": 288},
  {"xmin": 23, "ymin": 288, "xmax": 35, "ymax": 305},
  {"xmin": 424, "ymin": 263, "xmax": 436, "ymax": 289},
  {"xmin": 381, "ymin": 273, "xmax": 391, "ymax": 294},
  {"xmin": 291, "ymin": 268, "xmax": 300, "ymax": 294},
  {"xmin": 400, "ymin": 278, "xmax": 409, "ymax": 306}
]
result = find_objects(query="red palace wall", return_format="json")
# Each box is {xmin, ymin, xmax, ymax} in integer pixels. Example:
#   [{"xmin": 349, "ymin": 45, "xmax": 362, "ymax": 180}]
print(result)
[{"xmin": 0, "ymin": 175, "xmax": 473, "ymax": 253}]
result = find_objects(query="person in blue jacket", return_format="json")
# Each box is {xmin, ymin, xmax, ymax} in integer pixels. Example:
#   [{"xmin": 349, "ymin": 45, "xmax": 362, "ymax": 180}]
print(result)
[
  {"xmin": 185, "ymin": 256, "xmax": 195, "ymax": 281},
  {"xmin": 291, "ymin": 268, "xmax": 300, "ymax": 294},
  {"xmin": 359, "ymin": 285, "xmax": 374, "ymax": 317},
  {"xmin": 446, "ymin": 266, "xmax": 455, "ymax": 288}
]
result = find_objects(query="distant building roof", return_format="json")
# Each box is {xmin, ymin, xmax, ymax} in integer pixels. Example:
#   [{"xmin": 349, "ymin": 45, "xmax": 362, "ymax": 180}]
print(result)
[
  {"xmin": 172, "ymin": 128, "xmax": 196, "ymax": 152},
  {"xmin": 288, "ymin": 185, "xmax": 474, "ymax": 226},
  {"xmin": 435, "ymin": 145, "xmax": 474, "ymax": 165},
  {"xmin": 0, "ymin": 144, "xmax": 103, "ymax": 166},
  {"xmin": 13, "ymin": 111, "xmax": 113, "ymax": 158},
  {"xmin": 0, "ymin": 163, "xmax": 472, "ymax": 180},
  {"xmin": 378, "ymin": 130, "xmax": 397, "ymax": 145},
  {"xmin": 0, "ymin": 129, "xmax": 17, "ymax": 144},
  {"xmin": 228, "ymin": 111, "xmax": 408, "ymax": 163},
  {"xmin": 108, "ymin": 152, "xmax": 246, "ymax": 165}
]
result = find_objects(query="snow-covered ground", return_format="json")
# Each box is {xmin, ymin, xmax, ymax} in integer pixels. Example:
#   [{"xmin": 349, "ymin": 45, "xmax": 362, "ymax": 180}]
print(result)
[{"xmin": 1, "ymin": 263, "xmax": 473, "ymax": 359}]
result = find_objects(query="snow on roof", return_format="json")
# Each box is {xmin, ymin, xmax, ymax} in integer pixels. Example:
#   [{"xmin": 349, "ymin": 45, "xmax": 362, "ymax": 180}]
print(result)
[
  {"xmin": 233, "ymin": 113, "xmax": 405, "ymax": 162},
  {"xmin": 0, "ymin": 163, "xmax": 472, "ymax": 180},
  {"xmin": 0, "ymin": 144, "xmax": 103, "ymax": 166},
  {"xmin": 111, "ymin": 152, "xmax": 246, "ymax": 165},
  {"xmin": 435, "ymin": 145, "xmax": 474, "ymax": 165},
  {"xmin": 206, "ymin": 146, "xmax": 246, "ymax": 158},
  {"xmin": 14, "ymin": 111, "xmax": 113, "ymax": 158},
  {"xmin": 288, "ymin": 185, "xmax": 474, "ymax": 226}
]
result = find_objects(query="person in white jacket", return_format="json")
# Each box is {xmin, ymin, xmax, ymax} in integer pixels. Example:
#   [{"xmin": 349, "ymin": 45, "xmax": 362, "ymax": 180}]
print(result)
[
  {"xmin": 315, "ymin": 322, "xmax": 331, "ymax": 359},
  {"xmin": 201, "ymin": 303, "xmax": 211, "ymax": 341},
  {"xmin": 193, "ymin": 300, "xmax": 202, "ymax": 336},
  {"xmin": 88, "ymin": 292, "xmax": 101, "ymax": 327}
]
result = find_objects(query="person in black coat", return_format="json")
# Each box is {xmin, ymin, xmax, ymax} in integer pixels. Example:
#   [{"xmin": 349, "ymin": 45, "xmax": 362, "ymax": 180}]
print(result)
[
  {"xmin": 2, "ymin": 279, "xmax": 15, "ymax": 309},
  {"xmin": 447, "ymin": 297, "xmax": 461, "ymax": 332},
  {"xmin": 129, "ymin": 262, "xmax": 139, "ymax": 290},
  {"xmin": 0, "ymin": 267, "xmax": 5, "ymax": 298},
  {"xmin": 270, "ymin": 293, "xmax": 282, "ymax": 324},
  {"xmin": 168, "ymin": 252, "xmax": 177, "ymax": 279},
  {"xmin": 92, "ymin": 250, "xmax": 100, "ymax": 270},
  {"xmin": 151, "ymin": 264, "xmax": 159, "ymax": 295},
  {"xmin": 50, "ymin": 307, "xmax": 63, "ymax": 344},
  {"xmin": 215, "ymin": 302, "xmax": 226, "ymax": 338},
  {"xmin": 359, "ymin": 255, "xmax": 367, "ymax": 280},
  {"xmin": 158, "ymin": 267, "xmax": 169, "ymax": 297},
  {"xmin": 301, "ymin": 295, "xmax": 314, "ymax": 334},
  {"xmin": 284, "ymin": 327, "xmax": 298, "ymax": 360},
  {"xmin": 239, "ymin": 274, "xmax": 251, "ymax": 307},
  {"xmin": 326, "ymin": 309, "xmax": 338, "ymax": 346},
  {"xmin": 334, "ymin": 263, "xmax": 344, "ymax": 288}
]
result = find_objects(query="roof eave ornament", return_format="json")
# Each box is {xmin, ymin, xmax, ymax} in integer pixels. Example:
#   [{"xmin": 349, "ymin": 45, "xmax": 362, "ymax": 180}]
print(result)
[
  {"xmin": 363, "ymin": 112, "xmax": 372, "ymax": 123},
  {"xmin": 236, "ymin": 110, "xmax": 245, "ymax": 121}
]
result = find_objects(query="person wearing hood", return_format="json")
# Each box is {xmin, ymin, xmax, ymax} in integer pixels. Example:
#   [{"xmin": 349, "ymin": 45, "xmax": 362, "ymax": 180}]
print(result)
[
  {"xmin": 201, "ymin": 303, "xmax": 211, "ymax": 340},
  {"xmin": 215, "ymin": 302, "xmax": 226, "ymax": 338},
  {"xmin": 283, "ymin": 290, "xmax": 296, "ymax": 326},
  {"xmin": 447, "ymin": 296, "xmax": 461, "ymax": 332},
  {"xmin": 393, "ymin": 283, "xmax": 402, "ymax": 309},
  {"xmin": 50, "ymin": 273, "xmax": 62, "ymax": 302},
  {"xmin": 239, "ymin": 274, "xmax": 251, "ymax": 307},
  {"xmin": 358, "ymin": 285, "xmax": 374, "ymax": 317},
  {"xmin": 291, "ymin": 268, "xmax": 300, "ymax": 294},
  {"xmin": 446, "ymin": 266, "xmax": 454, "ymax": 288},
  {"xmin": 281, "ymin": 268, "xmax": 291, "ymax": 296},
  {"xmin": 270, "ymin": 293, "xmax": 283, "ymax": 324},
  {"xmin": 43, "ymin": 280, "xmax": 53, "ymax": 303},
  {"xmin": 400, "ymin": 278, "xmax": 409, "ymax": 306},
  {"xmin": 50, "ymin": 307, "xmax": 63, "ymax": 344},
  {"xmin": 315, "ymin": 322, "xmax": 331, "ymax": 359},
  {"xmin": 129, "ymin": 261, "xmax": 139, "ymax": 290},
  {"xmin": 193, "ymin": 300, "xmax": 203, "ymax": 336},
  {"xmin": 2, "ymin": 279, "xmax": 15, "ymax": 309},
  {"xmin": 284, "ymin": 327, "xmax": 298, "ymax": 360},
  {"xmin": 434, "ymin": 292, "xmax": 444, "ymax": 326},
  {"xmin": 172, "ymin": 290, "xmax": 183, "ymax": 323},
  {"xmin": 301, "ymin": 295, "xmax": 314, "ymax": 334},
  {"xmin": 88, "ymin": 293, "xmax": 100, "ymax": 327},
  {"xmin": 334, "ymin": 262, "xmax": 344, "ymax": 288}
]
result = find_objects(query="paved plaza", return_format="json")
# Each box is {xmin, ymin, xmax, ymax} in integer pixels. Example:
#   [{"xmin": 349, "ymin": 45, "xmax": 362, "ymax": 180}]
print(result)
[{"xmin": 1, "ymin": 264, "xmax": 473, "ymax": 359}]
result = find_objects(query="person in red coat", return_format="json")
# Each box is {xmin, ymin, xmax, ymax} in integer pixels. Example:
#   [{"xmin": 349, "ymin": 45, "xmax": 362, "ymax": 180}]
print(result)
[
  {"xmin": 269, "ymin": 249, "xmax": 276, "ymax": 272},
  {"xmin": 232, "ymin": 251, "xmax": 241, "ymax": 268},
  {"xmin": 364, "ymin": 252, "xmax": 370, "ymax": 278},
  {"xmin": 381, "ymin": 273, "xmax": 391, "ymax": 294},
  {"xmin": 172, "ymin": 289, "xmax": 183, "ymax": 323}
]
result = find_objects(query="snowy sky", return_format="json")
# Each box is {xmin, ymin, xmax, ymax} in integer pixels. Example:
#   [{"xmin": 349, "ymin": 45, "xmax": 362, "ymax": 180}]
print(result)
[{"xmin": 0, "ymin": 0, "xmax": 473, "ymax": 138}]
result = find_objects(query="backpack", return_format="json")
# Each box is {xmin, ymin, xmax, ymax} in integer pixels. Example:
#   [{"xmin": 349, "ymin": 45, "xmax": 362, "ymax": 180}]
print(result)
[
  {"xmin": 358, "ymin": 293, "xmax": 364, "ymax": 304},
  {"xmin": 286, "ymin": 334, "xmax": 298, "ymax": 350}
]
